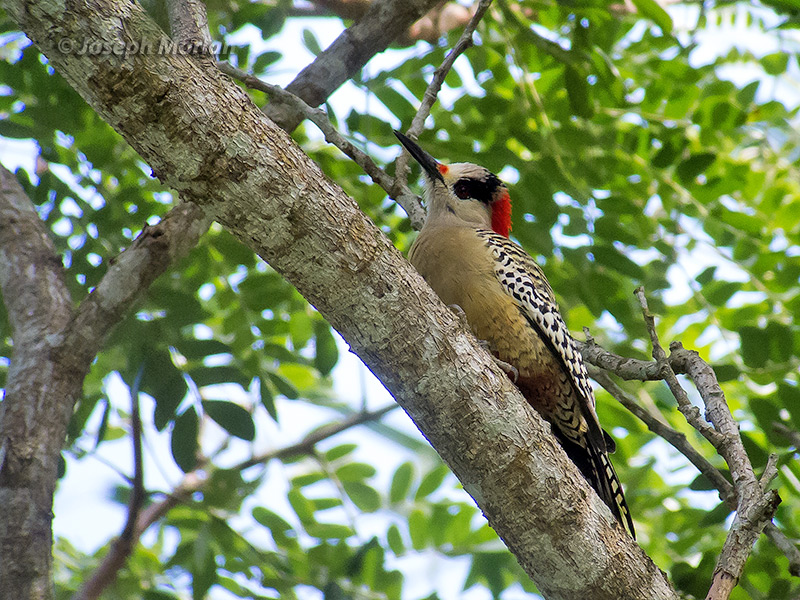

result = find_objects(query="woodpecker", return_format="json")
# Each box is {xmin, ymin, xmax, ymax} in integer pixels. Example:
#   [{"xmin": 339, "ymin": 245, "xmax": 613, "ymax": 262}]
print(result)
[{"xmin": 395, "ymin": 131, "xmax": 635, "ymax": 538}]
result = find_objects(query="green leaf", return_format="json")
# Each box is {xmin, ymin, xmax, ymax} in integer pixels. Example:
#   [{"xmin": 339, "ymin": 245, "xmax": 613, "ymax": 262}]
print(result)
[
  {"xmin": 259, "ymin": 377, "xmax": 278, "ymax": 421},
  {"xmin": 739, "ymin": 326, "xmax": 769, "ymax": 368},
  {"xmin": 179, "ymin": 339, "xmax": 232, "ymax": 360},
  {"xmin": 189, "ymin": 365, "xmax": 250, "ymax": 389},
  {"xmin": 94, "ymin": 399, "xmax": 110, "ymax": 449},
  {"xmin": 631, "ymin": 0, "xmax": 673, "ymax": 32},
  {"xmin": 171, "ymin": 408, "xmax": 199, "ymax": 472},
  {"xmin": 142, "ymin": 351, "xmax": 188, "ymax": 430},
  {"xmin": 289, "ymin": 311, "xmax": 314, "ymax": 349},
  {"xmin": 306, "ymin": 522, "xmax": 355, "ymax": 539},
  {"xmin": 252, "ymin": 506, "xmax": 293, "ymax": 533},
  {"xmin": 699, "ymin": 502, "xmax": 732, "ymax": 526},
  {"xmin": 204, "ymin": 469, "xmax": 258, "ymax": 511},
  {"xmin": 676, "ymin": 152, "xmax": 716, "ymax": 183},
  {"xmin": 766, "ymin": 321, "xmax": 794, "ymax": 363},
  {"xmin": 591, "ymin": 245, "xmax": 645, "ymax": 279},
  {"xmin": 750, "ymin": 397, "xmax": 784, "ymax": 446},
  {"xmin": 291, "ymin": 472, "xmax": 327, "ymax": 487},
  {"xmin": 312, "ymin": 497, "xmax": 342, "ymax": 511},
  {"xmin": 389, "ymin": 462, "xmax": 414, "ymax": 503},
  {"xmin": 335, "ymin": 462, "xmax": 377, "ymax": 481},
  {"xmin": 314, "ymin": 320, "xmax": 339, "ymax": 376},
  {"xmin": 202, "ymin": 400, "xmax": 255, "ymax": 441},
  {"xmin": 302, "ymin": 28, "xmax": 322, "ymax": 55},
  {"xmin": 268, "ymin": 371, "xmax": 300, "ymax": 399},
  {"xmin": 712, "ymin": 364, "xmax": 740, "ymax": 383},
  {"xmin": 408, "ymin": 509, "xmax": 428, "ymax": 550},
  {"xmin": 342, "ymin": 480, "xmax": 381, "ymax": 512},
  {"xmin": 701, "ymin": 281, "xmax": 740, "ymax": 306},
  {"xmin": 564, "ymin": 66, "xmax": 593, "ymax": 118},
  {"xmin": 415, "ymin": 464, "xmax": 450, "ymax": 500},
  {"xmin": 762, "ymin": 52, "xmax": 789, "ymax": 75},
  {"xmin": 325, "ymin": 443, "xmax": 357, "ymax": 461},
  {"xmin": 778, "ymin": 384, "xmax": 800, "ymax": 430},
  {"xmin": 287, "ymin": 488, "xmax": 316, "ymax": 525},
  {"xmin": 387, "ymin": 524, "xmax": 405, "ymax": 555},
  {"xmin": 252, "ymin": 51, "xmax": 282, "ymax": 74}
]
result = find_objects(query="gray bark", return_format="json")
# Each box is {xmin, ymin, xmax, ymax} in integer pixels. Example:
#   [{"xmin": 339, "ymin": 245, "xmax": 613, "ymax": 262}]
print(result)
[
  {"xmin": 264, "ymin": 0, "xmax": 443, "ymax": 131},
  {"xmin": 0, "ymin": 161, "xmax": 207, "ymax": 599},
  {"xmin": 0, "ymin": 1, "xmax": 677, "ymax": 598}
]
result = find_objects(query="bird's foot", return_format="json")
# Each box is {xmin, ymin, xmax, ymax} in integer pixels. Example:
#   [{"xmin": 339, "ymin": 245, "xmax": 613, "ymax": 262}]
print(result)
[
  {"xmin": 491, "ymin": 355, "xmax": 519, "ymax": 384},
  {"xmin": 447, "ymin": 304, "xmax": 519, "ymax": 383},
  {"xmin": 448, "ymin": 304, "xmax": 470, "ymax": 329}
]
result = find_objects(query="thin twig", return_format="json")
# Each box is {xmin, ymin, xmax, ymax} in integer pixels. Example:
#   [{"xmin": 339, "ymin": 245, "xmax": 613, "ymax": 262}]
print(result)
[
  {"xmin": 236, "ymin": 403, "xmax": 399, "ymax": 471},
  {"xmin": 72, "ymin": 378, "xmax": 147, "ymax": 600},
  {"xmin": 134, "ymin": 404, "xmax": 399, "ymax": 538},
  {"xmin": 634, "ymin": 287, "xmax": 724, "ymax": 447},
  {"xmin": 583, "ymin": 335, "xmax": 800, "ymax": 578},
  {"xmin": 773, "ymin": 422, "xmax": 800, "ymax": 449},
  {"xmin": 633, "ymin": 287, "xmax": 780, "ymax": 600},
  {"xmin": 217, "ymin": 61, "xmax": 426, "ymax": 229},
  {"xmin": 395, "ymin": 0, "xmax": 493, "ymax": 192}
]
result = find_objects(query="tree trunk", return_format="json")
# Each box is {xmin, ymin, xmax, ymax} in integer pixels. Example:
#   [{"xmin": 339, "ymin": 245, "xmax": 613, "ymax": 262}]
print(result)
[{"xmin": 1, "ymin": 1, "xmax": 677, "ymax": 598}]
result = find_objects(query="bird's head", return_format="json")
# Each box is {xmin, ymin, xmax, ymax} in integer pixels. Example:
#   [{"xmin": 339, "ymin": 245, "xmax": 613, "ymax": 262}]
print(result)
[{"xmin": 395, "ymin": 131, "xmax": 511, "ymax": 238}]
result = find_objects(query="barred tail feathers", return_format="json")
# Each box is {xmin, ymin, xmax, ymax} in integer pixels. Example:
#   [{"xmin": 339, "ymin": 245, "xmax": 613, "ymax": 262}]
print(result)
[
  {"xmin": 594, "ymin": 446, "xmax": 636, "ymax": 539},
  {"xmin": 555, "ymin": 431, "xmax": 635, "ymax": 539}
]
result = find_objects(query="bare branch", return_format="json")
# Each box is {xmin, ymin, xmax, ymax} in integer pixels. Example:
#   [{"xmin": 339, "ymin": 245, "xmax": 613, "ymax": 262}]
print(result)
[
  {"xmin": 773, "ymin": 422, "xmax": 800, "ymax": 448},
  {"xmin": 588, "ymin": 366, "xmax": 734, "ymax": 497},
  {"xmin": 134, "ymin": 405, "xmax": 398, "ymax": 538},
  {"xmin": 61, "ymin": 203, "xmax": 210, "ymax": 372},
  {"xmin": 265, "ymin": 0, "xmax": 444, "ymax": 132},
  {"xmin": 218, "ymin": 61, "xmax": 425, "ymax": 229},
  {"xmin": 579, "ymin": 328, "xmax": 663, "ymax": 380},
  {"xmin": 395, "ymin": 0, "xmax": 493, "ymax": 194},
  {"xmin": 588, "ymin": 352, "xmax": 800, "ymax": 580},
  {"xmin": 633, "ymin": 288, "xmax": 781, "ymax": 599},
  {"xmin": 165, "ymin": 0, "xmax": 213, "ymax": 49},
  {"xmin": 72, "ymin": 381, "xmax": 146, "ymax": 600},
  {"xmin": 634, "ymin": 288, "xmax": 725, "ymax": 446}
]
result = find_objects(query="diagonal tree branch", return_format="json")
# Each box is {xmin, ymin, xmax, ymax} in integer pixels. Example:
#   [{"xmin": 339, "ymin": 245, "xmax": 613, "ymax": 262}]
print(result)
[
  {"xmin": 264, "ymin": 0, "xmax": 443, "ymax": 131},
  {"xmin": 395, "ymin": 0, "xmax": 493, "ymax": 190},
  {"xmin": 582, "ymin": 333, "xmax": 800, "ymax": 579},
  {"xmin": 60, "ymin": 203, "xmax": 211, "ymax": 374},
  {"xmin": 633, "ymin": 288, "xmax": 780, "ymax": 600},
  {"xmin": 218, "ymin": 60, "xmax": 426, "ymax": 229},
  {"xmin": 72, "ymin": 379, "xmax": 146, "ymax": 600},
  {"xmin": 3, "ymin": 1, "xmax": 678, "ymax": 598}
]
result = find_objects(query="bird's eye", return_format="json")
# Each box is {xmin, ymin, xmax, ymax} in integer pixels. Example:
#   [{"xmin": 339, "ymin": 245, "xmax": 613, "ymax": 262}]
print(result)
[{"xmin": 453, "ymin": 181, "xmax": 471, "ymax": 200}]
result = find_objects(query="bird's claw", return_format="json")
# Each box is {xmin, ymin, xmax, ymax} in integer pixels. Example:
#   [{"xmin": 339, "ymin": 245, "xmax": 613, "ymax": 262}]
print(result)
[
  {"xmin": 447, "ymin": 304, "xmax": 518, "ymax": 383},
  {"xmin": 492, "ymin": 356, "xmax": 519, "ymax": 384},
  {"xmin": 448, "ymin": 304, "xmax": 470, "ymax": 329}
]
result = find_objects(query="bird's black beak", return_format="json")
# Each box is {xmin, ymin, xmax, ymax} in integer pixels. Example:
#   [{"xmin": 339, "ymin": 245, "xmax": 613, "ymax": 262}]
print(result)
[{"xmin": 394, "ymin": 130, "xmax": 444, "ymax": 183}]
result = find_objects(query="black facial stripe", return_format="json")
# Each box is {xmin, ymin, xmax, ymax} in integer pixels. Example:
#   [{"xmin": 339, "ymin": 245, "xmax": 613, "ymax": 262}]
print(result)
[{"xmin": 453, "ymin": 173, "xmax": 504, "ymax": 204}]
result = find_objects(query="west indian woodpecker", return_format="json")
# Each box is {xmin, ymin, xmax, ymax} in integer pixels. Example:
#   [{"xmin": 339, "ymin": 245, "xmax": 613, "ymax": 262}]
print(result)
[{"xmin": 395, "ymin": 131, "xmax": 635, "ymax": 538}]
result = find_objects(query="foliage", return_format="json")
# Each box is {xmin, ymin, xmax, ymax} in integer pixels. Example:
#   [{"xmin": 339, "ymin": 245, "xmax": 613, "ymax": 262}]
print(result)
[{"xmin": 1, "ymin": 0, "xmax": 800, "ymax": 598}]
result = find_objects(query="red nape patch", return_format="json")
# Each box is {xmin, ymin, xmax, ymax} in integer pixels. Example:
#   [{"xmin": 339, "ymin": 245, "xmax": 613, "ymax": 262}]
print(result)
[
  {"xmin": 437, "ymin": 164, "xmax": 449, "ymax": 175},
  {"xmin": 491, "ymin": 190, "xmax": 512, "ymax": 238}
]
